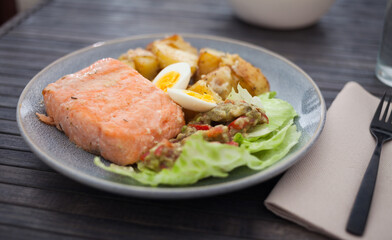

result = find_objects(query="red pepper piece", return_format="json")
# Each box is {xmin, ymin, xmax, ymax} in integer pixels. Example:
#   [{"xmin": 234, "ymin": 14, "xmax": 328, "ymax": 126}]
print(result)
[
  {"xmin": 207, "ymin": 126, "xmax": 224, "ymax": 138},
  {"xmin": 228, "ymin": 116, "xmax": 247, "ymax": 130},
  {"xmin": 188, "ymin": 124, "xmax": 211, "ymax": 130}
]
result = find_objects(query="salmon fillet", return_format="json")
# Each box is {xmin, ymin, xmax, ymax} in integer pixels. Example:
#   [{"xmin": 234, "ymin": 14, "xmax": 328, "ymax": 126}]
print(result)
[{"xmin": 39, "ymin": 58, "xmax": 185, "ymax": 165}]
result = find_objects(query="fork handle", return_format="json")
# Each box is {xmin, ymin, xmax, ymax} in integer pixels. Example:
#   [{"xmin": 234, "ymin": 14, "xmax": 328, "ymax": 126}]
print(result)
[{"xmin": 346, "ymin": 140, "xmax": 383, "ymax": 236}]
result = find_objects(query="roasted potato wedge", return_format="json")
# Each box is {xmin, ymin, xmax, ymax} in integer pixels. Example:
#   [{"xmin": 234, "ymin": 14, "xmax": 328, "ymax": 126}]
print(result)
[
  {"xmin": 196, "ymin": 48, "xmax": 269, "ymax": 96},
  {"xmin": 147, "ymin": 34, "xmax": 197, "ymax": 55},
  {"xmin": 118, "ymin": 54, "xmax": 136, "ymax": 69},
  {"xmin": 163, "ymin": 34, "xmax": 198, "ymax": 55},
  {"xmin": 230, "ymin": 55, "xmax": 270, "ymax": 96},
  {"xmin": 150, "ymin": 43, "xmax": 198, "ymax": 74},
  {"xmin": 133, "ymin": 56, "xmax": 160, "ymax": 80},
  {"xmin": 118, "ymin": 48, "xmax": 159, "ymax": 80},
  {"xmin": 147, "ymin": 35, "xmax": 198, "ymax": 75},
  {"xmin": 201, "ymin": 66, "xmax": 239, "ymax": 100},
  {"xmin": 197, "ymin": 48, "xmax": 226, "ymax": 79}
]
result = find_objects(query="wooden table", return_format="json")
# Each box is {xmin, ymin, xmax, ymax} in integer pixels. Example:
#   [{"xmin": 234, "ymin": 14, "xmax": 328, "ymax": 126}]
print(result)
[{"xmin": 0, "ymin": 0, "xmax": 387, "ymax": 239}]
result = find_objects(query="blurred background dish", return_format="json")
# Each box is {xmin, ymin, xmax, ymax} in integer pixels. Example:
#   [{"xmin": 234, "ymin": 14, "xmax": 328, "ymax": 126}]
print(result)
[{"xmin": 229, "ymin": 0, "xmax": 335, "ymax": 30}]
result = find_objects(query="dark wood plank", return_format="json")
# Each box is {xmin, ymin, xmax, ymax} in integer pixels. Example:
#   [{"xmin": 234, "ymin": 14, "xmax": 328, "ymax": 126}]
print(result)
[
  {"xmin": 0, "ymin": 202, "xmax": 252, "ymax": 240},
  {"xmin": 0, "ymin": 41, "xmax": 73, "ymax": 57},
  {"xmin": 0, "ymin": 163, "xmax": 282, "ymax": 217},
  {"xmin": 0, "ymin": 49, "xmax": 61, "ymax": 65},
  {"xmin": 0, "ymin": 148, "xmax": 52, "ymax": 171},
  {"xmin": 0, "ymin": 84, "xmax": 24, "ymax": 97},
  {"xmin": 0, "ymin": 163, "xmax": 319, "ymax": 239},
  {"xmin": 0, "ymin": 95, "xmax": 19, "ymax": 108},
  {"xmin": 0, "ymin": 65, "xmax": 41, "ymax": 78},
  {"xmin": 0, "ymin": 164, "xmax": 97, "ymax": 193},
  {"xmin": 0, "ymin": 75, "xmax": 31, "ymax": 87},
  {"xmin": 0, "ymin": 119, "xmax": 19, "ymax": 135},
  {"xmin": 0, "ymin": 133, "xmax": 30, "ymax": 151},
  {"xmin": 0, "ymin": 35, "xmax": 88, "ymax": 51},
  {"xmin": 0, "ymin": 182, "xmax": 327, "ymax": 240},
  {"xmin": 0, "ymin": 224, "xmax": 88, "ymax": 240},
  {"xmin": 0, "ymin": 106, "xmax": 16, "ymax": 121},
  {"xmin": 8, "ymin": 28, "xmax": 103, "ymax": 45}
]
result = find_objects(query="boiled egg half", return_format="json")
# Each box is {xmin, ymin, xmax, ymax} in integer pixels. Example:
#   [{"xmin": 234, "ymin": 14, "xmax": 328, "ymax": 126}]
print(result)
[
  {"xmin": 167, "ymin": 89, "xmax": 217, "ymax": 112},
  {"xmin": 152, "ymin": 62, "xmax": 191, "ymax": 92}
]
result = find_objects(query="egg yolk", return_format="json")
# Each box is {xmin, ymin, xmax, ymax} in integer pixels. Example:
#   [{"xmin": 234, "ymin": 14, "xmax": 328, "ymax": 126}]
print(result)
[
  {"xmin": 184, "ymin": 90, "xmax": 215, "ymax": 103},
  {"xmin": 190, "ymin": 84, "xmax": 210, "ymax": 95},
  {"xmin": 156, "ymin": 71, "xmax": 180, "ymax": 92}
]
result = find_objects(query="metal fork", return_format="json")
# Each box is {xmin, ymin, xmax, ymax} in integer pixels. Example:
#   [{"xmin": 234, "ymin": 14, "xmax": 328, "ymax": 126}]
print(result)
[{"xmin": 346, "ymin": 92, "xmax": 392, "ymax": 236}]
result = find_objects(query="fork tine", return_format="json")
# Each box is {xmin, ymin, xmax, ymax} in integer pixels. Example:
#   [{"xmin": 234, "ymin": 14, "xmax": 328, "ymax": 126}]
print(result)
[
  {"xmin": 381, "ymin": 91, "xmax": 391, "ymax": 122},
  {"xmin": 387, "ymin": 93, "xmax": 392, "ymax": 123},
  {"xmin": 373, "ymin": 92, "xmax": 387, "ymax": 122}
]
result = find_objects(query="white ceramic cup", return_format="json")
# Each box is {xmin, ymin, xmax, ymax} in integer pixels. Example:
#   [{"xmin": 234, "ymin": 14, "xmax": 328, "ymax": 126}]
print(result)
[{"xmin": 229, "ymin": 0, "xmax": 335, "ymax": 30}]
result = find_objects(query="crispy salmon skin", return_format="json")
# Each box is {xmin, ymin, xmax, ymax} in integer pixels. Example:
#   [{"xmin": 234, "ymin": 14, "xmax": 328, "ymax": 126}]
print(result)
[{"xmin": 39, "ymin": 58, "xmax": 185, "ymax": 165}]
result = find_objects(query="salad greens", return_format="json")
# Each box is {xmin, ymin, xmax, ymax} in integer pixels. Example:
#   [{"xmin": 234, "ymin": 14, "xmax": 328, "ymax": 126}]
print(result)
[{"xmin": 95, "ymin": 86, "xmax": 301, "ymax": 186}]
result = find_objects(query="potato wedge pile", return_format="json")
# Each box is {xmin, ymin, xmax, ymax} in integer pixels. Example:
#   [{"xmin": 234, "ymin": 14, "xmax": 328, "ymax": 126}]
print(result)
[{"xmin": 118, "ymin": 34, "xmax": 269, "ymax": 99}]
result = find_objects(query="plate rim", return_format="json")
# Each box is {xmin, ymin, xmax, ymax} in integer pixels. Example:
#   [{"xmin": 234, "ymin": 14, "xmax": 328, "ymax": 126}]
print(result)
[{"xmin": 17, "ymin": 33, "xmax": 326, "ymax": 199}]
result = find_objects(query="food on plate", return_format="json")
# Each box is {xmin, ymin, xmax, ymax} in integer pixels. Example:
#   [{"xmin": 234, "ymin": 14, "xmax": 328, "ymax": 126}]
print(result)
[
  {"xmin": 187, "ymin": 80, "xmax": 222, "ymax": 103},
  {"xmin": 197, "ymin": 48, "xmax": 226, "ymax": 79},
  {"xmin": 200, "ymin": 66, "xmax": 238, "ymax": 100},
  {"xmin": 148, "ymin": 34, "xmax": 198, "ymax": 56},
  {"xmin": 95, "ymin": 86, "xmax": 300, "ymax": 186},
  {"xmin": 167, "ymin": 88, "xmax": 217, "ymax": 112},
  {"xmin": 119, "ymin": 35, "xmax": 268, "ymax": 99},
  {"xmin": 138, "ymin": 98, "xmax": 268, "ymax": 171},
  {"xmin": 146, "ymin": 34, "xmax": 198, "ymax": 75},
  {"xmin": 152, "ymin": 62, "xmax": 191, "ymax": 92},
  {"xmin": 166, "ymin": 77, "xmax": 228, "ymax": 112},
  {"xmin": 37, "ymin": 58, "xmax": 184, "ymax": 166},
  {"xmin": 151, "ymin": 62, "xmax": 219, "ymax": 112},
  {"xmin": 197, "ymin": 48, "xmax": 270, "ymax": 97},
  {"xmin": 229, "ymin": 55, "xmax": 270, "ymax": 96},
  {"xmin": 118, "ymin": 48, "xmax": 159, "ymax": 80},
  {"xmin": 38, "ymin": 34, "xmax": 300, "ymax": 186}
]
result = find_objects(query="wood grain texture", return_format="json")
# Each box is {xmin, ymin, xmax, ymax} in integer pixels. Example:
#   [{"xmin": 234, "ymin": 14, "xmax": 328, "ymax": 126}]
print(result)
[
  {"xmin": 0, "ymin": 224, "xmax": 88, "ymax": 240},
  {"xmin": 0, "ymin": 0, "xmax": 387, "ymax": 239},
  {"xmin": 0, "ymin": 107, "xmax": 17, "ymax": 121}
]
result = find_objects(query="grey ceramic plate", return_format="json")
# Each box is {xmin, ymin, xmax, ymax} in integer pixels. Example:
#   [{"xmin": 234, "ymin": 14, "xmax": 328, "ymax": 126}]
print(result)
[{"xmin": 17, "ymin": 33, "xmax": 326, "ymax": 199}]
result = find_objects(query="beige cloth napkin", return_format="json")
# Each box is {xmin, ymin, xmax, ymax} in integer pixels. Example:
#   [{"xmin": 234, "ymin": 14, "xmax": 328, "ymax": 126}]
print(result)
[{"xmin": 265, "ymin": 82, "xmax": 392, "ymax": 240}]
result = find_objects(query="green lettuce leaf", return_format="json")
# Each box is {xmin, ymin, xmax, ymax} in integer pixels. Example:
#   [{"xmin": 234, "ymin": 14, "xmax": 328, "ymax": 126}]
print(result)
[
  {"xmin": 95, "ymin": 134, "xmax": 260, "ymax": 186},
  {"xmin": 246, "ymin": 125, "xmax": 301, "ymax": 170},
  {"xmin": 247, "ymin": 93, "xmax": 297, "ymax": 138},
  {"xmin": 235, "ymin": 119, "xmax": 294, "ymax": 153}
]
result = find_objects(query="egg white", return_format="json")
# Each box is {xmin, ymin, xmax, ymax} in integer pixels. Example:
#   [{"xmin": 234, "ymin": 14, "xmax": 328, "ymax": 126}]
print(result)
[
  {"xmin": 152, "ymin": 62, "xmax": 191, "ymax": 90},
  {"xmin": 167, "ymin": 88, "xmax": 217, "ymax": 112}
]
